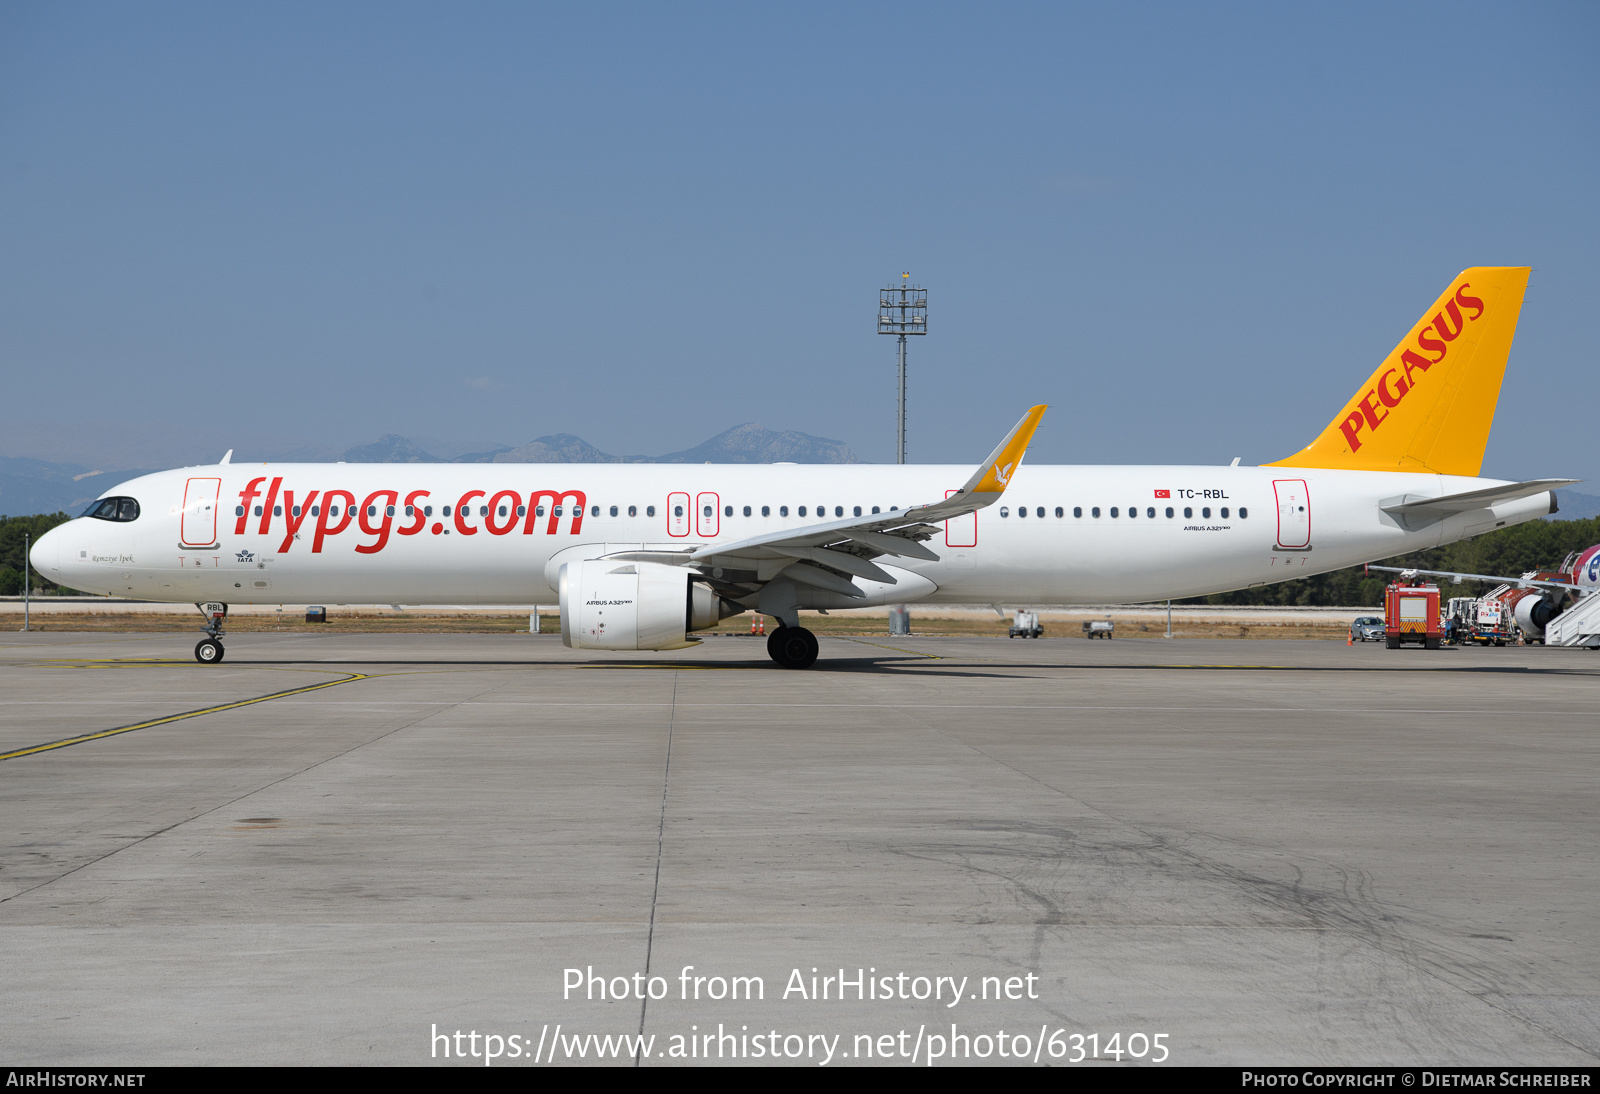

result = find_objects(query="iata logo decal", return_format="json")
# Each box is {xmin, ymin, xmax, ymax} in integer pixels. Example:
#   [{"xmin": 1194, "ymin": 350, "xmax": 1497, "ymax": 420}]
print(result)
[
  {"xmin": 1339, "ymin": 283, "xmax": 1485, "ymax": 452},
  {"xmin": 235, "ymin": 550, "xmax": 255, "ymax": 563}
]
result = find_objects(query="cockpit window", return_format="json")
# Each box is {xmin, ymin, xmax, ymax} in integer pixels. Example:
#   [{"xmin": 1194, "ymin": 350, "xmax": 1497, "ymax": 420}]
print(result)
[{"xmin": 83, "ymin": 496, "xmax": 140, "ymax": 522}]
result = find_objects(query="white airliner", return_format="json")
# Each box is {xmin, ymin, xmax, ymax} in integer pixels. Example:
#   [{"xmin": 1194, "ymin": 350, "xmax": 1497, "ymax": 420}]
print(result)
[{"xmin": 32, "ymin": 266, "xmax": 1577, "ymax": 667}]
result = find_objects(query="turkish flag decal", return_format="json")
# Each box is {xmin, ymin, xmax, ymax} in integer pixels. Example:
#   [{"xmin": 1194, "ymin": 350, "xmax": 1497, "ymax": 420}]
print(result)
[{"xmin": 1154, "ymin": 489, "xmax": 1171, "ymax": 499}]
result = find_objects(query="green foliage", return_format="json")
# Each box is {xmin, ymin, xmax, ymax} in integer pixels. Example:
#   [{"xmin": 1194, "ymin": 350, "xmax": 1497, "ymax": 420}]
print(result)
[
  {"xmin": 1179, "ymin": 517, "xmax": 1600, "ymax": 607},
  {"xmin": 0, "ymin": 512, "xmax": 74, "ymax": 594}
]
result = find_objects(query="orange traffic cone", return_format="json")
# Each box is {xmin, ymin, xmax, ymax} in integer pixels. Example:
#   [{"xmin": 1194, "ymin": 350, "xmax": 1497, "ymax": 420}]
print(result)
[
  {"xmin": 1347, "ymin": 630, "xmax": 1353, "ymax": 646},
  {"xmin": 751, "ymin": 616, "xmax": 765, "ymax": 636}
]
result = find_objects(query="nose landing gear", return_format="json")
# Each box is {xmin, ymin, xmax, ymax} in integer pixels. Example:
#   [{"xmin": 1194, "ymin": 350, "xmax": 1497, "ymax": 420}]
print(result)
[
  {"xmin": 194, "ymin": 602, "xmax": 227, "ymax": 664},
  {"xmin": 766, "ymin": 625, "xmax": 818, "ymax": 669}
]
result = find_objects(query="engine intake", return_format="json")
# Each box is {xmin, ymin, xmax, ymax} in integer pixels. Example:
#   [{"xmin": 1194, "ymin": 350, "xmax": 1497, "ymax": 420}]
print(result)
[{"xmin": 559, "ymin": 560, "xmax": 741, "ymax": 650}]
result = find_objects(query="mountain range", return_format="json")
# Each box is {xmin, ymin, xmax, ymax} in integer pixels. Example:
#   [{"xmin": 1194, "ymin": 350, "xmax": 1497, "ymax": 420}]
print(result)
[{"xmin": 0, "ymin": 424, "xmax": 858, "ymax": 516}]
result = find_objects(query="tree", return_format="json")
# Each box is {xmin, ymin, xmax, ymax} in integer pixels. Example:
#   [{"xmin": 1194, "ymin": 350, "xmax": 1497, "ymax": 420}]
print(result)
[
  {"xmin": 0, "ymin": 513, "xmax": 77, "ymax": 594},
  {"xmin": 1177, "ymin": 517, "xmax": 1600, "ymax": 607}
]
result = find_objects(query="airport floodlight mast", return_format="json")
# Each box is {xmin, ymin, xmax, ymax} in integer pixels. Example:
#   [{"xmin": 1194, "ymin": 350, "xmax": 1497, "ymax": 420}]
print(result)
[{"xmin": 879, "ymin": 272, "xmax": 926, "ymax": 465}]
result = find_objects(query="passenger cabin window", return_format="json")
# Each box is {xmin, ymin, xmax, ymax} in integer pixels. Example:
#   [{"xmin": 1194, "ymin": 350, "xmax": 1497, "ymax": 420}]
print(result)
[
  {"xmin": 646, "ymin": 506, "xmax": 656, "ymax": 517},
  {"xmin": 387, "ymin": 505, "xmax": 396, "ymax": 517},
  {"xmin": 610, "ymin": 506, "xmax": 619, "ymax": 517},
  {"xmin": 743, "ymin": 505, "xmax": 752, "ymax": 517},
  {"xmin": 591, "ymin": 505, "xmax": 600, "ymax": 517},
  {"xmin": 1146, "ymin": 507, "xmax": 1155, "ymax": 518},
  {"xmin": 1220, "ymin": 507, "xmax": 1229, "ymax": 518},
  {"xmin": 235, "ymin": 505, "xmax": 244, "ymax": 517},
  {"xmin": 871, "ymin": 506, "xmax": 880, "ymax": 514},
  {"xmin": 835, "ymin": 506, "xmax": 843, "ymax": 517},
  {"xmin": 1239, "ymin": 507, "xmax": 1248, "ymax": 518},
  {"xmin": 1017, "ymin": 506, "xmax": 1026, "ymax": 518},
  {"xmin": 84, "ymin": 497, "xmax": 141, "ymax": 522},
  {"xmin": 999, "ymin": 507, "xmax": 1009, "ymax": 517},
  {"xmin": 725, "ymin": 505, "xmax": 733, "ymax": 517},
  {"xmin": 1091, "ymin": 507, "xmax": 1100, "ymax": 517},
  {"xmin": 1165, "ymin": 507, "xmax": 1174, "ymax": 518},
  {"xmin": 780, "ymin": 506, "xmax": 789, "ymax": 516},
  {"xmin": 1073, "ymin": 507, "xmax": 1081, "ymax": 517},
  {"xmin": 424, "ymin": 506, "xmax": 433, "ymax": 517},
  {"xmin": 798, "ymin": 506, "xmax": 807, "ymax": 517},
  {"xmin": 628, "ymin": 505, "xmax": 637, "ymax": 517},
  {"xmin": 1183, "ymin": 507, "xmax": 1192, "ymax": 518},
  {"xmin": 1110, "ymin": 507, "xmax": 1119, "ymax": 517},
  {"xmin": 762, "ymin": 506, "xmax": 770, "ymax": 516},
  {"xmin": 1202, "ymin": 507, "xmax": 1211, "ymax": 518}
]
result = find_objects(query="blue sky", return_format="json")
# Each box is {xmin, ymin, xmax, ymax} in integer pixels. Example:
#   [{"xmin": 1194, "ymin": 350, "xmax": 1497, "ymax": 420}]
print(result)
[{"xmin": 2, "ymin": 2, "xmax": 1596, "ymax": 479}]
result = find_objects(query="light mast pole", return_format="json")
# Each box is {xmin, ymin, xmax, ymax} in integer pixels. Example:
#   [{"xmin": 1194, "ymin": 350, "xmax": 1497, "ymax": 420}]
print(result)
[{"xmin": 879, "ymin": 274, "xmax": 926, "ymax": 636}]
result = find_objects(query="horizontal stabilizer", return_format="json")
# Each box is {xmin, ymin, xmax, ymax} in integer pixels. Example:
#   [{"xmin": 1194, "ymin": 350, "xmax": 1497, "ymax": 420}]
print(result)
[{"xmin": 1379, "ymin": 479, "xmax": 1576, "ymax": 520}]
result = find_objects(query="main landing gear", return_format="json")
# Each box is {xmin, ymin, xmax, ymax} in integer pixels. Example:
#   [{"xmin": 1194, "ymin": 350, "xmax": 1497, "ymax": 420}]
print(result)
[
  {"xmin": 766, "ymin": 625, "xmax": 818, "ymax": 669},
  {"xmin": 194, "ymin": 602, "xmax": 227, "ymax": 664}
]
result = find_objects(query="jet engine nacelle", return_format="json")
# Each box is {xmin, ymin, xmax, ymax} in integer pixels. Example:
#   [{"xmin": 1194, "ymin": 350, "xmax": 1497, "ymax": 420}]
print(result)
[
  {"xmin": 558, "ymin": 559, "xmax": 741, "ymax": 650},
  {"xmin": 1512, "ymin": 592, "xmax": 1558, "ymax": 637}
]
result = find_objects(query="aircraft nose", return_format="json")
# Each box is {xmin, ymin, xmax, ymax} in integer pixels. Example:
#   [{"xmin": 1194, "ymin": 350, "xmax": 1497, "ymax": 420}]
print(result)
[{"xmin": 29, "ymin": 524, "xmax": 62, "ymax": 579}]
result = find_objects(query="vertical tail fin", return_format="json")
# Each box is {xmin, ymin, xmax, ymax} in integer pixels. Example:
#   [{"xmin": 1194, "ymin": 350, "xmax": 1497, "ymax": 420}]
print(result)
[{"xmin": 1267, "ymin": 266, "xmax": 1530, "ymax": 477}]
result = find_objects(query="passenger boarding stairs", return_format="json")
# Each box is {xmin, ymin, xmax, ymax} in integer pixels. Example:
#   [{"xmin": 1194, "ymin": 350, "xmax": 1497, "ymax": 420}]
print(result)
[{"xmin": 1547, "ymin": 590, "xmax": 1600, "ymax": 648}]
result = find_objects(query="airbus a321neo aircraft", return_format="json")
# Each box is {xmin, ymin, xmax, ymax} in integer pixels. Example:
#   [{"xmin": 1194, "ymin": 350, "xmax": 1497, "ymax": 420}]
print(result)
[{"xmin": 32, "ymin": 266, "xmax": 1576, "ymax": 668}]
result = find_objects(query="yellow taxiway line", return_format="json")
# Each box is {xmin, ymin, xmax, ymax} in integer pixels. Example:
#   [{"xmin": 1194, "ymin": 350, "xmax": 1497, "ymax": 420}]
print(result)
[{"xmin": 0, "ymin": 670, "xmax": 373, "ymax": 762}]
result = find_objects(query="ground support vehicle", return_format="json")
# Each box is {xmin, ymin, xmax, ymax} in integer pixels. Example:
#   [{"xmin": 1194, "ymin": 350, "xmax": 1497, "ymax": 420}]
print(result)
[
  {"xmin": 1385, "ymin": 581, "xmax": 1441, "ymax": 649},
  {"xmin": 1009, "ymin": 610, "xmax": 1043, "ymax": 638},
  {"xmin": 1083, "ymin": 620, "xmax": 1114, "ymax": 639}
]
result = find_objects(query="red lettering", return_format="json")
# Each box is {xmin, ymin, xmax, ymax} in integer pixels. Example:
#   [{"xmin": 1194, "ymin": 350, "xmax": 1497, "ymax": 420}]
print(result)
[
  {"xmin": 1455, "ymin": 283, "xmax": 1484, "ymax": 320},
  {"xmin": 1431, "ymin": 300, "xmax": 1465, "ymax": 342},
  {"xmin": 257, "ymin": 477, "xmax": 283, "ymax": 535},
  {"xmin": 276, "ymin": 490, "xmax": 321, "ymax": 553},
  {"xmin": 1338, "ymin": 410, "xmax": 1366, "ymax": 452},
  {"xmin": 1358, "ymin": 390, "xmax": 1388, "ymax": 432},
  {"xmin": 454, "ymin": 490, "xmax": 486, "ymax": 536},
  {"xmin": 313, "ymin": 491, "xmax": 355, "ymax": 553},
  {"xmin": 356, "ymin": 490, "xmax": 398, "ymax": 554},
  {"xmin": 1376, "ymin": 368, "xmax": 1409, "ymax": 408},
  {"xmin": 235, "ymin": 478, "xmax": 266, "ymax": 534},
  {"xmin": 397, "ymin": 490, "xmax": 429, "ymax": 536},
  {"xmin": 1400, "ymin": 349, "xmax": 1433, "ymax": 385},
  {"xmin": 485, "ymin": 490, "xmax": 521, "ymax": 535},
  {"xmin": 1417, "ymin": 326, "xmax": 1447, "ymax": 362},
  {"xmin": 524, "ymin": 490, "xmax": 587, "ymax": 534}
]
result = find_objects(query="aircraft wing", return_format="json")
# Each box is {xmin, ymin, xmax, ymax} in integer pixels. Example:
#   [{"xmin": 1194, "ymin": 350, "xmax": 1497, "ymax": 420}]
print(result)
[
  {"xmin": 604, "ymin": 405, "xmax": 1048, "ymax": 597},
  {"xmin": 1366, "ymin": 564, "xmax": 1587, "ymax": 593}
]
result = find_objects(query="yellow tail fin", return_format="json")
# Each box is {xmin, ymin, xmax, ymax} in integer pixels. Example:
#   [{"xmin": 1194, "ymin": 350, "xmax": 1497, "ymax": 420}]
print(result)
[{"xmin": 1266, "ymin": 266, "xmax": 1530, "ymax": 477}]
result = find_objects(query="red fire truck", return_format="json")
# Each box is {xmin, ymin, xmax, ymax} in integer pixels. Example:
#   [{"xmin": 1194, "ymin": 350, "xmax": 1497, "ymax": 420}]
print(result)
[{"xmin": 1385, "ymin": 579, "xmax": 1441, "ymax": 649}]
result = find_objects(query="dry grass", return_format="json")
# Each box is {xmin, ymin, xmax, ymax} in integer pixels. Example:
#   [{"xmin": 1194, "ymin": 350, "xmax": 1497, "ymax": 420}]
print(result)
[{"xmin": 11, "ymin": 611, "xmax": 1349, "ymax": 640}]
